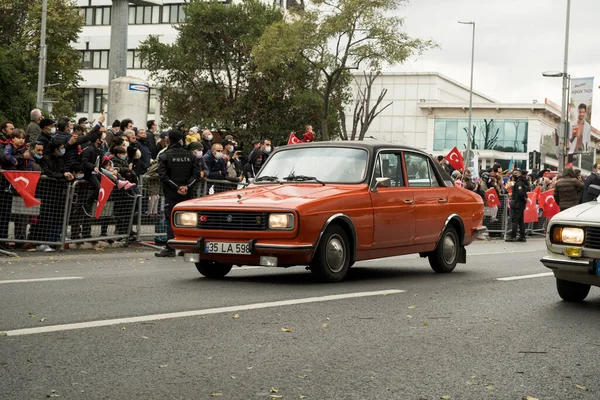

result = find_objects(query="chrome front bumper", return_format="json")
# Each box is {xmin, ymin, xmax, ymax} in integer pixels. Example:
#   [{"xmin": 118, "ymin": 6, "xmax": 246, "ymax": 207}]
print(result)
[{"xmin": 541, "ymin": 254, "xmax": 600, "ymax": 286}]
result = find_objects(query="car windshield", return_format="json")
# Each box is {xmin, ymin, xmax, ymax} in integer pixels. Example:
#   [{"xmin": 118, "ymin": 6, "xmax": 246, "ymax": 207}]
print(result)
[{"xmin": 257, "ymin": 147, "xmax": 369, "ymax": 184}]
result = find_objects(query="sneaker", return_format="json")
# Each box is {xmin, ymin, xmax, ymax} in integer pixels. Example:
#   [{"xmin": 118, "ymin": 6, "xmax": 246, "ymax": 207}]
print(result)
[
  {"xmin": 124, "ymin": 182, "xmax": 136, "ymax": 190},
  {"xmin": 155, "ymin": 248, "xmax": 176, "ymax": 257},
  {"xmin": 517, "ymin": 237, "xmax": 527, "ymax": 242},
  {"xmin": 505, "ymin": 237, "xmax": 517, "ymax": 242},
  {"xmin": 36, "ymin": 244, "xmax": 55, "ymax": 253},
  {"xmin": 117, "ymin": 180, "xmax": 128, "ymax": 189}
]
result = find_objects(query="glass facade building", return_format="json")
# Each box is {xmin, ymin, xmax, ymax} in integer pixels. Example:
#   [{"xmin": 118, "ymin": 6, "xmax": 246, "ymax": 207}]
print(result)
[{"xmin": 433, "ymin": 118, "xmax": 529, "ymax": 153}]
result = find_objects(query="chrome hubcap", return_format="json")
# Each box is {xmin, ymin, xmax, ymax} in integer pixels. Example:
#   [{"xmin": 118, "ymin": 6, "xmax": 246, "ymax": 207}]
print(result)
[
  {"xmin": 442, "ymin": 233, "xmax": 457, "ymax": 265},
  {"xmin": 326, "ymin": 235, "xmax": 346, "ymax": 273}
]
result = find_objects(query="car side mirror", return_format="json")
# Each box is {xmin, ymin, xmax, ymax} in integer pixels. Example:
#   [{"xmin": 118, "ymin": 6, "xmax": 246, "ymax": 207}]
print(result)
[
  {"xmin": 589, "ymin": 184, "xmax": 600, "ymax": 199},
  {"xmin": 375, "ymin": 177, "xmax": 391, "ymax": 188}
]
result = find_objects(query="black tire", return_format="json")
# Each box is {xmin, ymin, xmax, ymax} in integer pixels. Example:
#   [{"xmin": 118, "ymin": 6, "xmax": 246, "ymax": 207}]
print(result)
[
  {"xmin": 556, "ymin": 278, "xmax": 591, "ymax": 302},
  {"xmin": 195, "ymin": 261, "xmax": 233, "ymax": 279},
  {"xmin": 310, "ymin": 225, "xmax": 350, "ymax": 282},
  {"xmin": 428, "ymin": 225, "xmax": 459, "ymax": 273}
]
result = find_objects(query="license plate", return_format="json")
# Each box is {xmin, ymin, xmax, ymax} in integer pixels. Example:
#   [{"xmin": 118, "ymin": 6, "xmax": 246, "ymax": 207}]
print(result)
[{"xmin": 205, "ymin": 242, "xmax": 251, "ymax": 255}]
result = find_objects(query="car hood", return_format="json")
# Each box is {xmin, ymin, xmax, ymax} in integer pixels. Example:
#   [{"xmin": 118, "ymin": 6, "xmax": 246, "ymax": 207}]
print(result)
[
  {"xmin": 553, "ymin": 201, "xmax": 600, "ymax": 223},
  {"xmin": 178, "ymin": 183, "xmax": 366, "ymax": 210}
]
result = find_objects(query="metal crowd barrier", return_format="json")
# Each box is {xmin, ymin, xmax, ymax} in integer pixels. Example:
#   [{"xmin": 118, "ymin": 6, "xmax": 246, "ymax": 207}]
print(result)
[
  {"xmin": 134, "ymin": 177, "xmax": 248, "ymax": 248},
  {"xmin": 483, "ymin": 194, "xmax": 510, "ymax": 236},
  {"xmin": 0, "ymin": 173, "xmax": 140, "ymax": 255}
]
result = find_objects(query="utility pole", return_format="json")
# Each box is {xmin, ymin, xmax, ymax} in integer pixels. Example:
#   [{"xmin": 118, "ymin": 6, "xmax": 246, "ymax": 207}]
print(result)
[
  {"xmin": 559, "ymin": 0, "xmax": 571, "ymax": 172},
  {"xmin": 36, "ymin": 0, "xmax": 48, "ymax": 109}
]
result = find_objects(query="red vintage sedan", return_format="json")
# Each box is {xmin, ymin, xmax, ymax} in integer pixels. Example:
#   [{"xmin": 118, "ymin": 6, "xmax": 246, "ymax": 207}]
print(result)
[{"xmin": 168, "ymin": 142, "xmax": 486, "ymax": 282}]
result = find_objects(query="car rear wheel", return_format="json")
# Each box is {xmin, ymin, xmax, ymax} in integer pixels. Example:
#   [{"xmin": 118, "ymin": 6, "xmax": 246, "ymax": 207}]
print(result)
[
  {"xmin": 310, "ymin": 225, "xmax": 350, "ymax": 282},
  {"xmin": 428, "ymin": 225, "xmax": 459, "ymax": 273},
  {"xmin": 195, "ymin": 261, "xmax": 233, "ymax": 279},
  {"xmin": 556, "ymin": 278, "xmax": 591, "ymax": 302}
]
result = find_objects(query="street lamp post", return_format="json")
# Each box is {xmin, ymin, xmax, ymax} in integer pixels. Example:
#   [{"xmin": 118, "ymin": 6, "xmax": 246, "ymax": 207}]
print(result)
[
  {"xmin": 36, "ymin": 0, "xmax": 48, "ymax": 109},
  {"xmin": 458, "ymin": 20, "xmax": 475, "ymax": 167},
  {"xmin": 542, "ymin": 0, "xmax": 571, "ymax": 172}
]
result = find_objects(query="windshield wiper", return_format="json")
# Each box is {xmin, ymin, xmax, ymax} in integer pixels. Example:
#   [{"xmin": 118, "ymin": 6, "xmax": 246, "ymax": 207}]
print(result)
[
  {"xmin": 283, "ymin": 175, "xmax": 325, "ymax": 186},
  {"xmin": 255, "ymin": 175, "xmax": 282, "ymax": 184}
]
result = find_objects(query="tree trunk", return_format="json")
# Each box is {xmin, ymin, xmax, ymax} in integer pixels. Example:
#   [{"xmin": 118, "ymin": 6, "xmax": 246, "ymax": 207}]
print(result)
[{"xmin": 321, "ymin": 93, "xmax": 330, "ymax": 141}]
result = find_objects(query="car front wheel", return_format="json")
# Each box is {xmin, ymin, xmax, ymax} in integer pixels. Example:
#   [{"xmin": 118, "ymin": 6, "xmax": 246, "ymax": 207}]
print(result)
[
  {"xmin": 556, "ymin": 278, "xmax": 591, "ymax": 302},
  {"xmin": 428, "ymin": 226, "xmax": 459, "ymax": 273},
  {"xmin": 195, "ymin": 261, "xmax": 233, "ymax": 279},
  {"xmin": 310, "ymin": 225, "xmax": 350, "ymax": 282}
]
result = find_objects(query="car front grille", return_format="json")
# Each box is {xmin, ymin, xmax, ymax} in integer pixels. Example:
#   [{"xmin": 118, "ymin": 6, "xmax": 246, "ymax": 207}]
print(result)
[
  {"xmin": 585, "ymin": 227, "xmax": 600, "ymax": 249},
  {"xmin": 197, "ymin": 211, "xmax": 268, "ymax": 231}
]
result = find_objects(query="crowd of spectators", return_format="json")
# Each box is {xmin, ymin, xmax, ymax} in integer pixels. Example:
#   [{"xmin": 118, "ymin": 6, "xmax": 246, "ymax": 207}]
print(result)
[{"xmin": 0, "ymin": 109, "xmax": 296, "ymax": 252}]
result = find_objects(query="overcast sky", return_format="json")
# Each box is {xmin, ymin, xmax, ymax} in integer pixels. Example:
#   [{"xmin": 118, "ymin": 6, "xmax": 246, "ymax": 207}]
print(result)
[{"xmin": 390, "ymin": 0, "xmax": 599, "ymax": 126}]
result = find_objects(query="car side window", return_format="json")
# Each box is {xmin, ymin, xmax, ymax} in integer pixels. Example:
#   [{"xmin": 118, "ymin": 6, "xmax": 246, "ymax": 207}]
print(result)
[
  {"xmin": 374, "ymin": 152, "xmax": 404, "ymax": 187},
  {"xmin": 404, "ymin": 153, "xmax": 440, "ymax": 187}
]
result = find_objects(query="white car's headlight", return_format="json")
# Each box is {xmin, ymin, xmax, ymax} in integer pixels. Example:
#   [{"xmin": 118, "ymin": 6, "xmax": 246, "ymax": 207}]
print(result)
[
  {"xmin": 269, "ymin": 213, "xmax": 295, "ymax": 230},
  {"xmin": 552, "ymin": 227, "xmax": 584, "ymax": 244},
  {"xmin": 175, "ymin": 212, "xmax": 198, "ymax": 227}
]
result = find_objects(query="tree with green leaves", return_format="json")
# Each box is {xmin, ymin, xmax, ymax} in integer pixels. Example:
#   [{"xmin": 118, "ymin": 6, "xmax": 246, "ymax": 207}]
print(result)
[
  {"xmin": 254, "ymin": 0, "xmax": 433, "ymax": 140},
  {"xmin": 138, "ymin": 0, "xmax": 326, "ymax": 146},
  {"xmin": 0, "ymin": 0, "xmax": 82, "ymax": 125}
]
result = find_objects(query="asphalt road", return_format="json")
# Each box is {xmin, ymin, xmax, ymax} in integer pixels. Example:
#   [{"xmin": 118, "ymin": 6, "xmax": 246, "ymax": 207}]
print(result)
[{"xmin": 1, "ymin": 238, "xmax": 599, "ymax": 400}]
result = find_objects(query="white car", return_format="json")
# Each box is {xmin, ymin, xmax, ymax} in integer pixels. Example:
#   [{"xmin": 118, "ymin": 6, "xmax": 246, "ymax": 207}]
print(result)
[{"xmin": 541, "ymin": 185, "xmax": 600, "ymax": 302}]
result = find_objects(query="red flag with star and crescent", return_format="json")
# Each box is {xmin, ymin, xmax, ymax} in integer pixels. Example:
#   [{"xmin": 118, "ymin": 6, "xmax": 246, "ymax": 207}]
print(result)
[
  {"xmin": 539, "ymin": 189, "xmax": 560, "ymax": 219},
  {"xmin": 95, "ymin": 174, "xmax": 114, "ymax": 218},
  {"xmin": 1, "ymin": 170, "xmax": 41, "ymax": 207},
  {"xmin": 446, "ymin": 146, "xmax": 465, "ymax": 171},
  {"xmin": 524, "ymin": 191, "xmax": 539, "ymax": 223},
  {"xmin": 288, "ymin": 132, "xmax": 302, "ymax": 145},
  {"xmin": 484, "ymin": 188, "xmax": 501, "ymax": 208}
]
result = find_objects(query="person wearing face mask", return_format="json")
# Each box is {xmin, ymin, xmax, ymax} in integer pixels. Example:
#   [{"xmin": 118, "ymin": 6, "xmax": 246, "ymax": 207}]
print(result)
[
  {"xmin": 260, "ymin": 138, "xmax": 272, "ymax": 160},
  {"xmin": 29, "ymin": 142, "xmax": 45, "ymax": 171},
  {"xmin": 203, "ymin": 143, "xmax": 227, "ymax": 181},
  {"xmin": 34, "ymin": 140, "xmax": 75, "ymax": 251},
  {"xmin": 188, "ymin": 142, "xmax": 209, "ymax": 180},
  {"xmin": 201, "ymin": 130, "xmax": 213, "ymax": 156},
  {"xmin": 56, "ymin": 113, "xmax": 105, "ymax": 173},
  {"xmin": 155, "ymin": 130, "xmax": 200, "ymax": 257},
  {"xmin": 243, "ymin": 149, "xmax": 264, "ymax": 183},
  {"xmin": 37, "ymin": 119, "xmax": 56, "ymax": 154}
]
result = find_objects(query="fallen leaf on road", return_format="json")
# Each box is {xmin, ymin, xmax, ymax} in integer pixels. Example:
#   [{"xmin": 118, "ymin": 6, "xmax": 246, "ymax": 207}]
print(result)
[
  {"xmin": 247, "ymin": 366, "xmax": 253, "ymax": 370},
  {"xmin": 210, "ymin": 393, "xmax": 222, "ymax": 397},
  {"xmin": 423, "ymin": 322, "xmax": 429, "ymax": 326},
  {"xmin": 28, "ymin": 312, "xmax": 35, "ymax": 318},
  {"xmin": 322, "ymin": 323, "xmax": 329, "ymax": 328},
  {"xmin": 575, "ymin": 384, "xmax": 588, "ymax": 391},
  {"xmin": 522, "ymin": 396, "xmax": 539, "ymax": 400},
  {"xmin": 141, "ymin": 336, "xmax": 149, "ymax": 339},
  {"xmin": 297, "ymin": 375, "xmax": 307, "ymax": 379},
  {"xmin": 486, "ymin": 386, "xmax": 494, "ymax": 391},
  {"xmin": 441, "ymin": 396, "xmax": 450, "ymax": 399},
  {"xmin": 326, "ymin": 317, "xmax": 330, "ymax": 321},
  {"xmin": 121, "ymin": 327, "xmax": 126, "ymax": 331},
  {"xmin": 281, "ymin": 328, "xmax": 292, "ymax": 332},
  {"xmin": 39, "ymin": 318, "xmax": 46, "ymax": 322},
  {"xmin": 300, "ymin": 396, "xmax": 307, "ymax": 399},
  {"xmin": 269, "ymin": 396, "xmax": 283, "ymax": 399},
  {"xmin": 408, "ymin": 306, "xmax": 416, "ymax": 309},
  {"xmin": 231, "ymin": 376, "xmax": 236, "ymax": 379},
  {"xmin": 0, "ymin": 332, "xmax": 8, "ymax": 336},
  {"xmin": 232, "ymin": 314, "xmax": 240, "ymax": 319},
  {"xmin": 159, "ymin": 364, "xmax": 169, "ymax": 368},
  {"xmin": 271, "ymin": 387, "xmax": 278, "ymax": 393},
  {"xmin": 407, "ymin": 315, "xmax": 413, "ymax": 319}
]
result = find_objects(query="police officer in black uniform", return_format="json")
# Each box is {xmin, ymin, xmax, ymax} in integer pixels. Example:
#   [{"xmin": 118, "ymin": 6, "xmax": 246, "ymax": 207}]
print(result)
[
  {"xmin": 155, "ymin": 130, "xmax": 200, "ymax": 257},
  {"xmin": 506, "ymin": 170, "xmax": 530, "ymax": 242}
]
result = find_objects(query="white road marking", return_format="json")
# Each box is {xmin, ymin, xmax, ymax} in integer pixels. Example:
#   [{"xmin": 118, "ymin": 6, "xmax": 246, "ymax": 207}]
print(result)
[
  {"xmin": 1, "ymin": 289, "xmax": 404, "ymax": 336},
  {"xmin": 0, "ymin": 277, "xmax": 84, "ymax": 284},
  {"xmin": 470, "ymin": 249, "xmax": 543, "ymax": 256},
  {"xmin": 496, "ymin": 272, "xmax": 554, "ymax": 281}
]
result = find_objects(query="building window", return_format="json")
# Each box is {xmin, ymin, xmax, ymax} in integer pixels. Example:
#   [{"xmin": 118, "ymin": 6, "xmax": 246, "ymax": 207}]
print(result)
[
  {"xmin": 81, "ymin": 4, "xmax": 188, "ymax": 26},
  {"xmin": 148, "ymin": 88, "xmax": 157, "ymax": 114},
  {"xmin": 162, "ymin": 4, "xmax": 185, "ymax": 23},
  {"xmin": 433, "ymin": 118, "xmax": 528, "ymax": 153},
  {"xmin": 93, "ymin": 89, "xmax": 107, "ymax": 113},
  {"xmin": 80, "ymin": 50, "xmax": 109, "ymax": 69},
  {"xmin": 75, "ymin": 89, "xmax": 90, "ymax": 113},
  {"xmin": 81, "ymin": 6, "xmax": 110, "ymax": 26},
  {"xmin": 127, "ymin": 50, "xmax": 147, "ymax": 69}
]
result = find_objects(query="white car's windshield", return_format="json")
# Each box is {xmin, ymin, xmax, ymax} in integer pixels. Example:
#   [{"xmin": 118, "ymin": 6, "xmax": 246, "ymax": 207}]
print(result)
[{"xmin": 257, "ymin": 147, "xmax": 369, "ymax": 184}]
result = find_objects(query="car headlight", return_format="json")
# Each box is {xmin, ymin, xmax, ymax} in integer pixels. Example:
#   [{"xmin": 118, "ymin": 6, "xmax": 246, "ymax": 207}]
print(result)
[
  {"xmin": 269, "ymin": 213, "xmax": 295, "ymax": 230},
  {"xmin": 174, "ymin": 212, "xmax": 198, "ymax": 227},
  {"xmin": 552, "ymin": 227, "xmax": 584, "ymax": 245}
]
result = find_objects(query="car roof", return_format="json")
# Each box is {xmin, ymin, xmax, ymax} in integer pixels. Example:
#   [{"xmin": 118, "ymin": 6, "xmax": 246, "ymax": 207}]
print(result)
[{"xmin": 276, "ymin": 141, "xmax": 431, "ymax": 157}]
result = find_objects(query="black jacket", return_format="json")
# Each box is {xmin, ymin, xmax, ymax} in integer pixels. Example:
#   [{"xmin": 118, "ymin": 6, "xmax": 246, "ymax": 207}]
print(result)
[
  {"xmin": 510, "ymin": 176, "xmax": 529, "ymax": 210},
  {"xmin": 582, "ymin": 172, "xmax": 600, "ymax": 203},
  {"xmin": 37, "ymin": 132, "xmax": 54, "ymax": 155},
  {"xmin": 203, "ymin": 152, "xmax": 227, "ymax": 180},
  {"xmin": 243, "ymin": 149, "xmax": 264, "ymax": 182},
  {"xmin": 201, "ymin": 139, "xmax": 212, "ymax": 156},
  {"xmin": 133, "ymin": 140, "xmax": 151, "ymax": 176},
  {"xmin": 158, "ymin": 144, "xmax": 200, "ymax": 199},
  {"xmin": 81, "ymin": 142, "xmax": 104, "ymax": 175},
  {"xmin": 53, "ymin": 124, "xmax": 103, "ymax": 172}
]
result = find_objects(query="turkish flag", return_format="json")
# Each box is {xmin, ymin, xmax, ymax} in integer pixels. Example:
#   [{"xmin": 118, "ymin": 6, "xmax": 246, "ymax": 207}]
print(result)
[
  {"xmin": 1, "ymin": 170, "xmax": 41, "ymax": 207},
  {"xmin": 446, "ymin": 146, "xmax": 464, "ymax": 171},
  {"xmin": 539, "ymin": 189, "xmax": 560, "ymax": 219},
  {"xmin": 95, "ymin": 174, "xmax": 114, "ymax": 218},
  {"xmin": 288, "ymin": 133, "xmax": 302, "ymax": 145},
  {"xmin": 533, "ymin": 185, "xmax": 541, "ymax": 197},
  {"xmin": 484, "ymin": 188, "xmax": 501, "ymax": 207},
  {"xmin": 524, "ymin": 192, "xmax": 539, "ymax": 223}
]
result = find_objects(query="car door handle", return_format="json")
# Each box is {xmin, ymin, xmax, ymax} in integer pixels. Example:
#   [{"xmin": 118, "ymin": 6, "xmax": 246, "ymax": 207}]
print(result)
[
  {"xmin": 438, "ymin": 199, "xmax": 448, "ymax": 203},
  {"xmin": 404, "ymin": 199, "xmax": 414, "ymax": 204}
]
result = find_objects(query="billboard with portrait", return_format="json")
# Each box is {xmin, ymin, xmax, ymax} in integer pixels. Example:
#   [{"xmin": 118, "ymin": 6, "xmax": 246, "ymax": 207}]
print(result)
[{"xmin": 567, "ymin": 77, "xmax": 594, "ymax": 157}]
